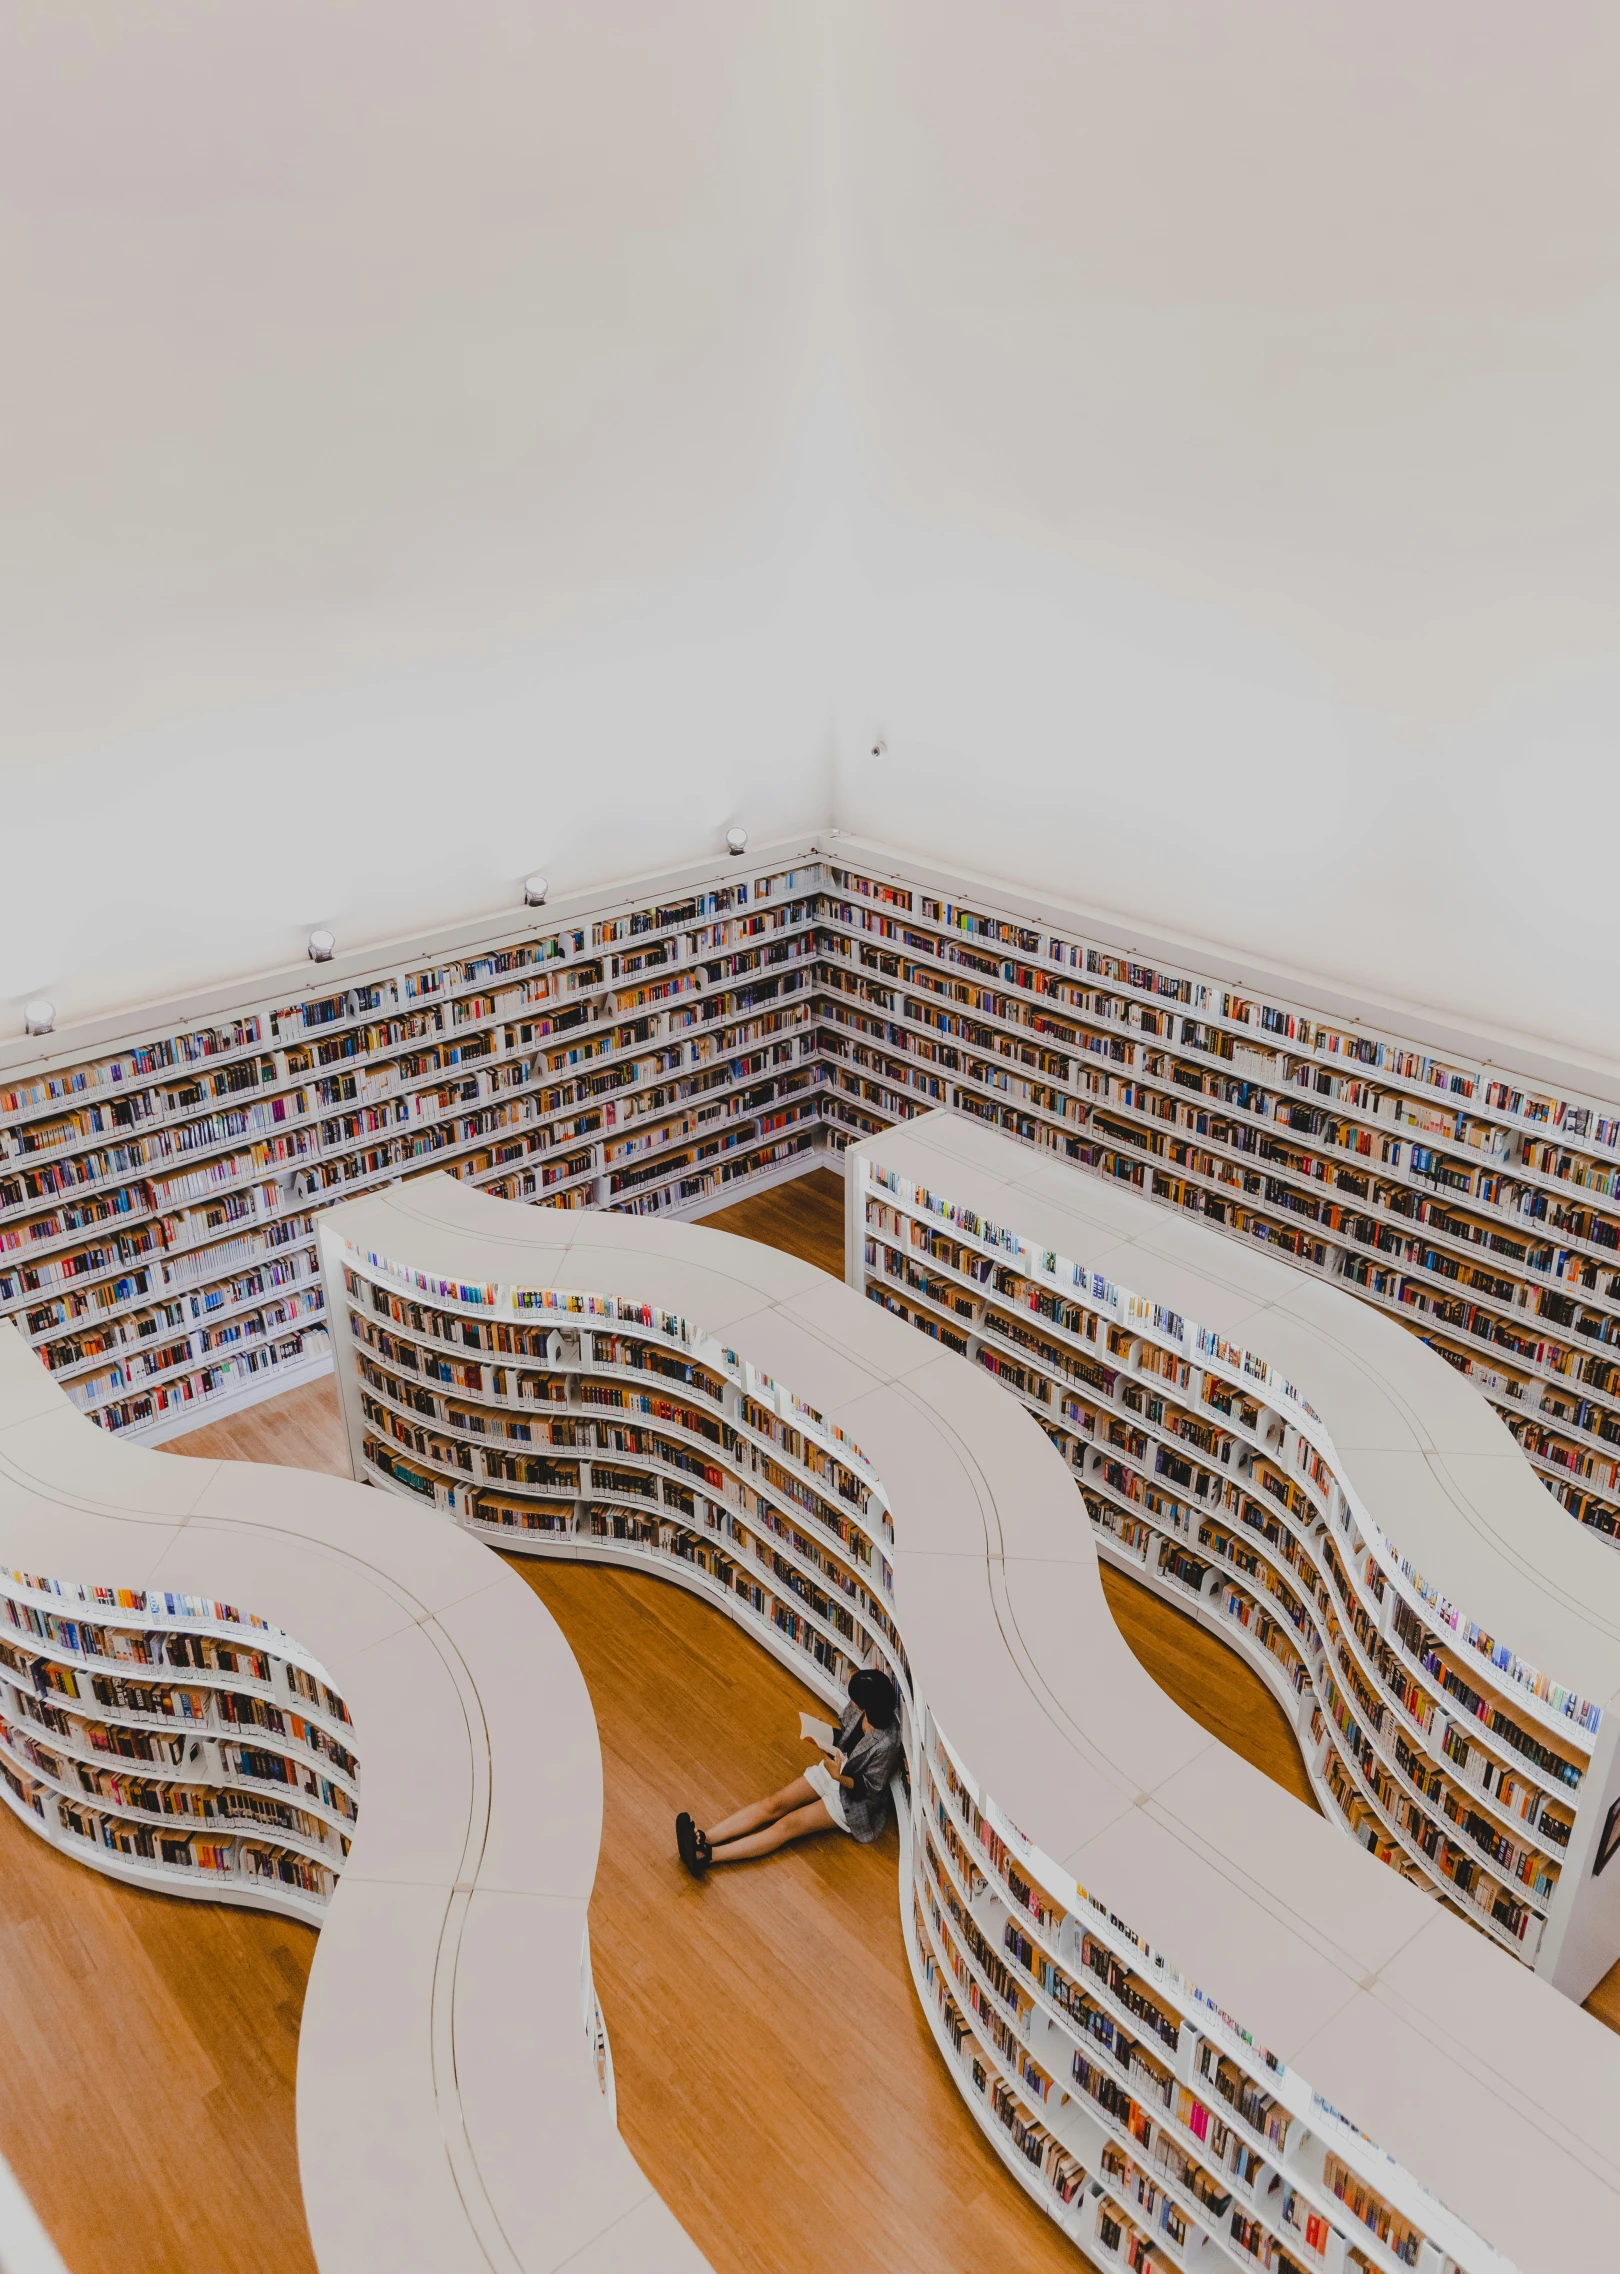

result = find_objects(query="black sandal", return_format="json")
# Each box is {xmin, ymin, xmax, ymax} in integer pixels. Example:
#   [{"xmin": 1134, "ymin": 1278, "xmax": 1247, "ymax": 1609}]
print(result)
[
  {"xmin": 678, "ymin": 1810, "xmax": 714, "ymax": 1882},
  {"xmin": 676, "ymin": 1813, "xmax": 712, "ymax": 1878}
]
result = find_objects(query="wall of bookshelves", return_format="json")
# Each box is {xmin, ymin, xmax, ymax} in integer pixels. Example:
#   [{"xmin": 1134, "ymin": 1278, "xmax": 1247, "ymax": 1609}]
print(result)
[
  {"xmin": 318, "ymin": 1171, "xmax": 1620, "ymax": 2274},
  {"xmin": 845, "ymin": 1112, "xmax": 1620, "ymax": 2000},
  {"xmin": 814, "ymin": 849, "xmax": 1620, "ymax": 1559},
  {"xmin": 813, "ymin": 846, "xmax": 1620, "ymax": 1556},
  {"xmin": 0, "ymin": 1321, "xmax": 699, "ymax": 2274},
  {"xmin": 0, "ymin": 849, "xmax": 828, "ymax": 1444},
  {"xmin": 12, "ymin": 827, "xmax": 1620, "ymax": 1573}
]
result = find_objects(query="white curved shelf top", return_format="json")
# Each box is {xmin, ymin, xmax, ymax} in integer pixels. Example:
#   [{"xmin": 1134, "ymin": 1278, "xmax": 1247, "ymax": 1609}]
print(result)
[
  {"xmin": 318, "ymin": 1170, "xmax": 1620, "ymax": 2274},
  {"xmin": 0, "ymin": 1320, "xmax": 708, "ymax": 2274},
  {"xmin": 856, "ymin": 1110, "xmax": 1620, "ymax": 1736}
]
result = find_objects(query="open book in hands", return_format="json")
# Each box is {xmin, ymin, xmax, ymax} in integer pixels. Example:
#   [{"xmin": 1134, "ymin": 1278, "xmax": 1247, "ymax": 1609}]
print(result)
[{"xmin": 799, "ymin": 1712, "xmax": 838, "ymax": 1752}]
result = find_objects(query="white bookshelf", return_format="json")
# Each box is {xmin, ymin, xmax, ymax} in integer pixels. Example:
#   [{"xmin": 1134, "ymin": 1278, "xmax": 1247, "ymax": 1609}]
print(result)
[
  {"xmin": 15, "ymin": 832, "xmax": 1620, "ymax": 1565},
  {"xmin": 844, "ymin": 1112, "xmax": 1620, "ymax": 2002},
  {"xmin": 323, "ymin": 1217, "xmax": 901, "ymax": 1721},
  {"xmin": 0, "ymin": 843, "xmax": 831, "ymax": 1442},
  {"xmin": 0, "ymin": 1318, "xmax": 701, "ymax": 2274},
  {"xmin": 319, "ymin": 1170, "xmax": 1620, "ymax": 2274},
  {"xmin": 813, "ymin": 843, "xmax": 1620, "ymax": 1552},
  {"xmin": 0, "ymin": 1561, "xmax": 355, "ymax": 1922}
]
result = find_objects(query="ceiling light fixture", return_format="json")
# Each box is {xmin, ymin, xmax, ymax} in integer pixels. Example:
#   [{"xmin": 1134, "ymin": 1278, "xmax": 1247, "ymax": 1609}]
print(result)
[
  {"xmin": 23, "ymin": 999, "xmax": 55, "ymax": 1037},
  {"xmin": 726, "ymin": 827, "xmax": 748, "ymax": 857},
  {"xmin": 524, "ymin": 875, "xmax": 549, "ymax": 906},
  {"xmin": 308, "ymin": 928, "xmax": 336, "ymax": 963}
]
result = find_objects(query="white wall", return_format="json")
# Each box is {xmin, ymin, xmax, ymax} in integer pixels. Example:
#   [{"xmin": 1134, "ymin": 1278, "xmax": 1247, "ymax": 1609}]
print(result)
[
  {"xmin": 0, "ymin": 2, "xmax": 833, "ymax": 1023},
  {"xmin": 6, "ymin": 2, "xmax": 1620, "ymax": 1071},
  {"xmin": 830, "ymin": 0, "xmax": 1620, "ymax": 1070}
]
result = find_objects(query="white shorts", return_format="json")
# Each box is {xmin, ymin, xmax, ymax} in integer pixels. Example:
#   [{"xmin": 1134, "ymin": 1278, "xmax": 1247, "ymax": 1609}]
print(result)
[{"xmin": 804, "ymin": 1760, "xmax": 851, "ymax": 1833}]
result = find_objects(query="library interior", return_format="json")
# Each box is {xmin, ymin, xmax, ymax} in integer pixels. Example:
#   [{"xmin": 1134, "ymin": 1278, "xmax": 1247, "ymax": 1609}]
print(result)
[{"xmin": 3, "ymin": 8, "xmax": 1620, "ymax": 2274}]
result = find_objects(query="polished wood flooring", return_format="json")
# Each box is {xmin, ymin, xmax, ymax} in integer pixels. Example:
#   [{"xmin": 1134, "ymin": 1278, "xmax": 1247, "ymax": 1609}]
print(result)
[
  {"xmin": 167, "ymin": 1375, "xmax": 353, "ymax": 1478},
  {"xmin": 0, "ymin": 1162, "xmax": 1613, "ymax": 2271},
  {"xmin": 1098, "ymin": 1564, "xmax": 1318, "ymax": 1811},
  {"xmin": 700, "ymin": 1166, "xmax": 848, "ymax": 1276},
  {"xmin": 517, "ymin": 1557, "xmax": 1083, "ymax": 2274},
  {"xmin": 0, "ymin": 1810, "xmax": 316, "ymax": 2274}
]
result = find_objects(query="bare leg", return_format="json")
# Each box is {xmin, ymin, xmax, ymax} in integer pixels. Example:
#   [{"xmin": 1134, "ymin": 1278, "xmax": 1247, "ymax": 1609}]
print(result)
[
  {"xmin": 705, "ymin": 1774, "xmax": 816, "ymax": 1846},
  {"xmin": 708, "ymin": 1798, "xmax": 835, "ymax": 1864}
]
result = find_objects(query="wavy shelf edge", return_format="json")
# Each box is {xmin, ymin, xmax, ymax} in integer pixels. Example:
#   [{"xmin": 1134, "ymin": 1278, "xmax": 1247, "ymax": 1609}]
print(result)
[
  {"xmin": 0, "ymin": 1317, "xmax": 699, "ymax": 2274},
  {"xmin": 846, "ymin": 1117, "xmax": 1620, "ymax": 1994},
  {"xmin": 314, "ymin": 1171, "xmax": 1620, "ymax": 2274}
]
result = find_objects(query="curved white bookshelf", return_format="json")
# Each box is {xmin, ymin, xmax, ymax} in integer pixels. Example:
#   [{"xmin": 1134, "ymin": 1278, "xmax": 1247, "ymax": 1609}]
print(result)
[
  {"xmin": 0, "ymin": 1317, "xmax": 702, "ymax": 2274},
  {"xmin": 0, "ymin": 1564, "xmax": 354, "ymax": 1921},
  {"xmin": 318, "ymin": 1172, "xmax": 1620, "ymax": 2274},
  {"xmin": 845, "ymin": 1113, "xmax": 1620, "ymax": 1996}
]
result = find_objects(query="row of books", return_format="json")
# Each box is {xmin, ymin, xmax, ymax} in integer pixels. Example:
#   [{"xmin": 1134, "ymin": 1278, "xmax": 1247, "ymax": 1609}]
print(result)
[
  {"xmin": 827, "ymin": 880, "xmax": 1620, "ymax": 1157},
  {"xmin": 916, "ymin": 1743, "xmax": 1449, "ymax": 2274}
]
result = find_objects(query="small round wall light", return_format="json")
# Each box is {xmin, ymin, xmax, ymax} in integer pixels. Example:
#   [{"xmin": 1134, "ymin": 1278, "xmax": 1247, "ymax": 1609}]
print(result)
[
  {"xmin": 308, "ymin": 929, "xmax": 336, "ymax": 963},
  {"xmin": 23, "ymin": 999, "xmax": 55, "ymax": 1037},
  {"xmin": 524, "ymin": 875, "xmax": 549, "ymax": 907},
  {"xmin": 726, "ymin": 827, "xmax": 748, "ymax": 857}
]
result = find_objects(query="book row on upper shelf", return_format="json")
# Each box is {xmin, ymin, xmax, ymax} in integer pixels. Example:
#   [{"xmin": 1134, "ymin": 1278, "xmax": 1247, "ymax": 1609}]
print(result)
[
  {"xmin": 8, "ymin": 843, "xmax": 1620, "ymax": 1546},
  {"xmin": 323, "ymin": 1212, "xmax": 1509, "ymax": 2274}
]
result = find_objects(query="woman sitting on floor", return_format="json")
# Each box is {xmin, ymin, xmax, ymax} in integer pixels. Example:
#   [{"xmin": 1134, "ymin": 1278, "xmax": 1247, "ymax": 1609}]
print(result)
[{"xmin": 676, "ymin": 1668, "xmax": 901, "ymax": 1874}]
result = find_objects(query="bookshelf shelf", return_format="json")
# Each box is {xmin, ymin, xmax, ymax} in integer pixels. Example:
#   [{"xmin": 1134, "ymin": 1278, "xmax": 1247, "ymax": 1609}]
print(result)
[
  {"xmin": 812, "ymin": 848, "xmax": 1620, "ymax": 1547},
  {"xmin": 16, "ymin": 835, "xmax": 1620, "ymax": 1556},
  {"xmin": 319, "ymin": 1171, "xmax": 1620, "ymax": 2274},
  {"xmin": 1, "ymin": 853, "xmax": 831, "ymax": 1442},
  {"xmin": 847, "ymin": 1111, "xmax": 1620, "ymax": 2003},
  {"xmin": 0, "ymin": 1320, "xmax": 696, "ymax": 2274},
  {"xmin": 0, "ymin": 1570, "xmax": 352, "ymax": 1923}
]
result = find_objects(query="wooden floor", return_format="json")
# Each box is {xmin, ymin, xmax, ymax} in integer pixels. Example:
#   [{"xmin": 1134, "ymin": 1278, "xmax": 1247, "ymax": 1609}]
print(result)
[
  {"xmin": 1097, "ymin": 1564, "xmax": 1319, "ymax": 1812},
  {"xmin": 0, "ymin": 1809, "xmax": 316, "ymax": 2274},
  {"xmin": 0, "ymin": 1161, "xmax": 1613, "ymax": 2271},
  {"xmin": 517, "ymin": 1558, "xmax": 1083, "ymax": 2274},
  {"xmin": 163, "ymin": 1373, "xmax": 353, "ymax": 1478},
  {"xmin": 700, "ymin": 1166, "xmax": 848, "ymax": 1274}
]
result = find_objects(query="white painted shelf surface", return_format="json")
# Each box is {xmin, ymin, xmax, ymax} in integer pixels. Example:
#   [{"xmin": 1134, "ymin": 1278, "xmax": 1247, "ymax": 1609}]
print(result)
[
  {"xmin": 0, "ymin": 1321, "xmax": 702, "ymax": 2274},
  {"xmin": 846, "ymin": 1111, "xmax": 1620, "ymax": 2000},
  {"xmin": 313, "ymin": 1171, "xmax": 1620, "ymax": 2274}
]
